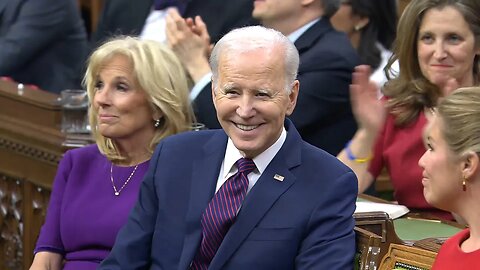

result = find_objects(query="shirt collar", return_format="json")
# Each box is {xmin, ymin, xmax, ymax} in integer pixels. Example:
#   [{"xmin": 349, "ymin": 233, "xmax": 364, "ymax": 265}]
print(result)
[
  {"xmin": 287, "ymin": 18, "xmax": 320, "ymax": 43},
  {"xmin": 222, "ymin": 127, "xmax": 287, "ymax": 179}
]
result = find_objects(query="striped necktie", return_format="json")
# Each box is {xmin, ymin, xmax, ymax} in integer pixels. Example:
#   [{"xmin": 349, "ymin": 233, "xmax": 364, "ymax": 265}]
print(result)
[{"xmin": 190, "ymin": 158, "xmax": 256, "ymax": 270}]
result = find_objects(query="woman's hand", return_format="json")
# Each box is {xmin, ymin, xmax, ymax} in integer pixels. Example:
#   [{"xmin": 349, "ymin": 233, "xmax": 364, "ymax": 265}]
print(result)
[
  {"xmin": 350, "ymin": 65, "xmax": 387, "ymax": 136},
  {"xmin": 29, "ymin": 251, "xmax": 62, "ymax": 270}
]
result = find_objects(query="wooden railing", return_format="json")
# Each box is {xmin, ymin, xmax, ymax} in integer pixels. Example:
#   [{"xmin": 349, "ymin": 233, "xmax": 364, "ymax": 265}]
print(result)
[{"xmin": 0, "ymin": 80, "xmax": 65, "ymax": 269}]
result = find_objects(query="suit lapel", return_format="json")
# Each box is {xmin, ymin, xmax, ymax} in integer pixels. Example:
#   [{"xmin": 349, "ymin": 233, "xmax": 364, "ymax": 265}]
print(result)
[
  {"xmin": 294, "ymin": 18, "xmax": 331, "ymax": 54},
  {"xmin": 210, "ymin": 120, "xmax": 303, "ymax": 269},
  {"xmin": 177, "ymin": 131, "xmax": 228, "ymax": 269}
]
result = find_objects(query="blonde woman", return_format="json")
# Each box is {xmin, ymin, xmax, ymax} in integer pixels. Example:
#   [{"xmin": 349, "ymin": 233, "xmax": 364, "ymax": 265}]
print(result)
[
  {"xmin": 419, "ymin": 87, "xmax": 480, "ymax": 269},
  {"xmin": 30, "ymin": 37, "xmax": 194, "ymax": 270}
]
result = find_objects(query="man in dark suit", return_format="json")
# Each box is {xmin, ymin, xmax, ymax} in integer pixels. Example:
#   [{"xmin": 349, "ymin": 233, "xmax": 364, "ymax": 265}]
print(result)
[
  {"xmin": 100, "ymin": 25, "xmax": 357, "ymax": 270},
  {"xmin": 0, "ymin": 0, "xmax": 88, "ymax": 94},
  {"xmin": 91, "ymin": 0, "xmax": 255, "ymax": 48},
  {"xmin": 174, "ymin": 0, "xmax": 359, "ymax": 155}
]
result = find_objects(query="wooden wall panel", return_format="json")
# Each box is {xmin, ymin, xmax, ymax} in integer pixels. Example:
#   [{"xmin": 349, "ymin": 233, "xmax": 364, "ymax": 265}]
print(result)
[{"xmin": 0, "ymin": 81, "xmax": 65, "ymax": 269}]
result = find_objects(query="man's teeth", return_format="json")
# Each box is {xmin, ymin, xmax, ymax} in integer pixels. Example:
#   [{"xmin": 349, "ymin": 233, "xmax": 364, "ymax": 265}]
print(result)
[{"xmin": 236, "ymin": 124, "xmax": 258, "ymax": 131}]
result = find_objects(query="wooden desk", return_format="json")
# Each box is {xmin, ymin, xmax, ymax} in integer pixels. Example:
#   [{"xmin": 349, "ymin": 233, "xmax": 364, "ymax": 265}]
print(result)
[
  {"xmin": 380, "ymin": 243, "xmax": 437, "ymax": 270},
  {"xmin": 354, "ymin": 194, "xmax": 465, "ymax": 269},
  {"xmin": 355, "ymin": 226, "xmax": 382, "ymax": 270},
  {"xmin": 0, "ymin": 80, "xmax": 65, "ymax": 269}
]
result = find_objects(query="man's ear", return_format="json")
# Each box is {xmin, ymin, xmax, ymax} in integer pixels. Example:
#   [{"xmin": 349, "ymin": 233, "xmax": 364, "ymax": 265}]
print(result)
[
  {"xmin": 211, "ymin": 79, "xmax": 217, "ymax": 110},
  {"xmin": 286, "ymin": 80, "xmax": 300, "ymax": 116}
]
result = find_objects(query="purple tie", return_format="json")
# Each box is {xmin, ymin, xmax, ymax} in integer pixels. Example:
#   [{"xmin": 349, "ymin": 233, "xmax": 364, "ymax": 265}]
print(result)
[{"xmin": 190, "ymin": 158, "xmax": 256, "ymax": 270}]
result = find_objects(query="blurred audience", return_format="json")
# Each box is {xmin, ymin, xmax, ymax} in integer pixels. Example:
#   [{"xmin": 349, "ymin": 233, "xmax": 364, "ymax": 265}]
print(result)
[
  {"xmin": 29, "ymin": 37, "xmax": 193, "ymax": 270},
  {"xmin": 420, "ymin": 87, "xmax": 480, "ymax": 269},
  {"xmin": 91, "ymin": 0, "xmax": 255, "ymax": 48},
  {"xmin": 168, "ymin": 0, "xmax": 359, "ymax": 155},
  {"xmin": 330, "ymin": 0, "xmax": 397, "ymax": 88},
  {"xmin": 0, "ymin": 0, "xmax": 88, "ymax": 94},
  {"xmin": 337, "ymin": 0, "xmax": 480, "ymax": 219}
]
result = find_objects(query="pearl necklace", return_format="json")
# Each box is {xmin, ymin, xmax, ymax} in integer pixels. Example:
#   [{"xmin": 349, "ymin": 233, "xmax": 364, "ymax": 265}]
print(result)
[{"xmin": 110, "ymin": 163, "xmax": 138, "ymax": 196}]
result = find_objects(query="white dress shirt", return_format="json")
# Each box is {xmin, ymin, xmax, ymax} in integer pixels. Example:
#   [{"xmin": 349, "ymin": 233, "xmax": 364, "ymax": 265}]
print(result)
[{"xmin": 215, "ymin": 128, "xmax": 287, "ymax": 193}]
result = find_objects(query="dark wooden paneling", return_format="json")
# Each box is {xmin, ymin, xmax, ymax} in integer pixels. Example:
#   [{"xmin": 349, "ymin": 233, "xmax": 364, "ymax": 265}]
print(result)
[{"xmin": 0, "ymin": 81, "xmax": 65, "ymax": 269}]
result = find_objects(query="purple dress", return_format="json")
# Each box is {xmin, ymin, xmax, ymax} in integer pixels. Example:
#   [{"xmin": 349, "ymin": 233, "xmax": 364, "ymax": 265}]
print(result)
[{"xmin": 34, "ymin": 144, "xmax": 150, "ymax": 270}]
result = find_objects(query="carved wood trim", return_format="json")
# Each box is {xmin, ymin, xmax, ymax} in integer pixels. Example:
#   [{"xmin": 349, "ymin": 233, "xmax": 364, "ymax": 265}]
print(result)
[
  {"xmin": 0, "ymin": 79, "xmax": 63, "ymax": 269},
  {"xmin": 379, "ymin": 243, "xmax": 437, "ymax": 270},
  {"xmin": 0, "ymin": 138, "xmax": 60, "ymax": 165}
]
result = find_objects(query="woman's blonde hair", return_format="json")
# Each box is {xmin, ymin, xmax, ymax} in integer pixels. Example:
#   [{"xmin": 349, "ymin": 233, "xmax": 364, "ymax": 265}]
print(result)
[
  {"xmin": 83, "ymin": 36, "xmax": 194, "ymax": 161},
  {"xmin": 383, "ymin": 0, "xmax": 480, "ymax": 126},
  {"xmin": 437, "ymin": 87, "xmax": 480, "ymax": 157}
]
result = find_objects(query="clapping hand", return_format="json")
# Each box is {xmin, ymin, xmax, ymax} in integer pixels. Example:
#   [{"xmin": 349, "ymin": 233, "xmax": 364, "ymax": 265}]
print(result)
[
  {"xmin": 166, "ymin": 8, "xmax": 212, "ymax": 83},
  {"xmin": 350, "ymin": 65, "xmax": 387, "ymax": 136},
  {"xmin": 430, "ymin": 73, "xmax": 460, "ymax": 97}
]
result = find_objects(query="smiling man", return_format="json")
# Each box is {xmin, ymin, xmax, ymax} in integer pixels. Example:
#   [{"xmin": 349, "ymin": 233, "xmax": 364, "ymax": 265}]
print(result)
[
  {"xmin": 100, "ymin": 26, "xmax": 358, "ymax": 270},
  {"xmin": 171, "ymin": 0, "xmax": 359, "ymax": 155}
]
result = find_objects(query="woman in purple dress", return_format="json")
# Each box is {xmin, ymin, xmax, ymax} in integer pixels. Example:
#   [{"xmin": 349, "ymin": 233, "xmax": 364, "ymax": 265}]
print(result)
[{"xmin": 30, "ymin": 37, "xmax": 194, "ymax": 270}]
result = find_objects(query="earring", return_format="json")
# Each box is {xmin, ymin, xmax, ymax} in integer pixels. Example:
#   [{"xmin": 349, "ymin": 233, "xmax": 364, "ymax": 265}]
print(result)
[
  {"xmin": 354, "ymin": 25, "xmax": 363, "ymax": 31},
  {"xmin": 154, "ymin": 119, "xmax": 161, "ymax": 128},
  {"xmin": 462, "ymin": 175, "xmax": 467, "ymax": 192}
]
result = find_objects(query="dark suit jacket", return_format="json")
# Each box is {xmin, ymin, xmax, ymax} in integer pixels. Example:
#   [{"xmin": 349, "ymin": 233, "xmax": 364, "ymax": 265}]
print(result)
[
  {"xmin": 91, "ymin": 0, "xmax": 256, "ymax": 47},
  {"xmin": 193, "ymin": 19, "xmax": 359, "ymax": 155},
  {"xmin": 0, "ymin": 0, "xmax": 88, "ymax": 94},
  {"xmin": 100, "ymin": 120, "xmax": 357, "ymax": 269}
]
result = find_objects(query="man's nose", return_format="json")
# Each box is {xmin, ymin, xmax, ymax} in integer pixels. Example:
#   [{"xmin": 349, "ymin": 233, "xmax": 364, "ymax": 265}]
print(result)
[{"xmin": 236, "ymin": 95, "xmax": 255, "ymax": 118}]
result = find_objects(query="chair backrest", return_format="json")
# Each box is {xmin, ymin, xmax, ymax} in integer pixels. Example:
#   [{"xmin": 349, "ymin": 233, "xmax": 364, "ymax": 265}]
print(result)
[
  {"xmin": 355, "ymin": 226, "xmax": 383, "ymax": 270},
  {"xmin": 379, "ymin": 243, "xmax": 437, "ymax": 270}
]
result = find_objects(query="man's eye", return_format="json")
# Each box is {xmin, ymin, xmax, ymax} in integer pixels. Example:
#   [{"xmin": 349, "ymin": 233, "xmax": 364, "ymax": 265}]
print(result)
[
  {"xmin": 224, "ymin": 90, "xmax": 239, "ymax": 96},
  {"xmin": 256, "ymin": 92, "xmax": 271, "ymax": 98}
]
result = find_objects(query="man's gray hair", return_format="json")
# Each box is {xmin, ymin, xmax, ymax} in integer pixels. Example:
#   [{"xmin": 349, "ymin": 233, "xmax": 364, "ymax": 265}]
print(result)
[
  {"xmin": 209, "ymin": 26, "xmax": 299, "ymax": 93},
  {"xmin": 321, "ymin": 0, "xmax": 341, "ymax": 18}
]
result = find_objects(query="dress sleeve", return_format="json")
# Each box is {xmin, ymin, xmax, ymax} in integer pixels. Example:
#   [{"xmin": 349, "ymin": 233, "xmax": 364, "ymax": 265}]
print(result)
[{"xmin": 34, "ymin": 150, "xmax": 73, "ymax": 255}]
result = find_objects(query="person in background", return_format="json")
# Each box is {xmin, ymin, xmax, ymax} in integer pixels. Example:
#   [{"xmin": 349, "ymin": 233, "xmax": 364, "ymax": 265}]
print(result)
[
  {"xmin": 419, "ymin": 87, "xmax": 480, "ymax": 269},
  {"xmin": 167, "ymin": 0, "xmax": 359, "ymax": 155},
  {"xmin": 29, "ymin": 37, "xmax": 194, "ymax": 270},
  {"xmin": 330, "ymin": 0, "xmax": 397, "ymax": 88},
  {"xmin": 100, "ymin": 26, "xmax": 357, "ymax": 270},
  {"xmin": 91, "ymin": 0, "xmax": 255, "ymax": 47},
  {"xmin": 0, "ymin": 0, "xmax": 88, "ymax": 94},
  {"xmin": 337, "ymin": 0, "xmax": 480, "ymax": 220}
]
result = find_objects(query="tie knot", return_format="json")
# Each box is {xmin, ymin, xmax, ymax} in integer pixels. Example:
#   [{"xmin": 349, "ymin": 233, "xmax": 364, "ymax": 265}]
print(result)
[{"xmin": 236, "ymin": 158, "xmax": 256, "ymax": 174}]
